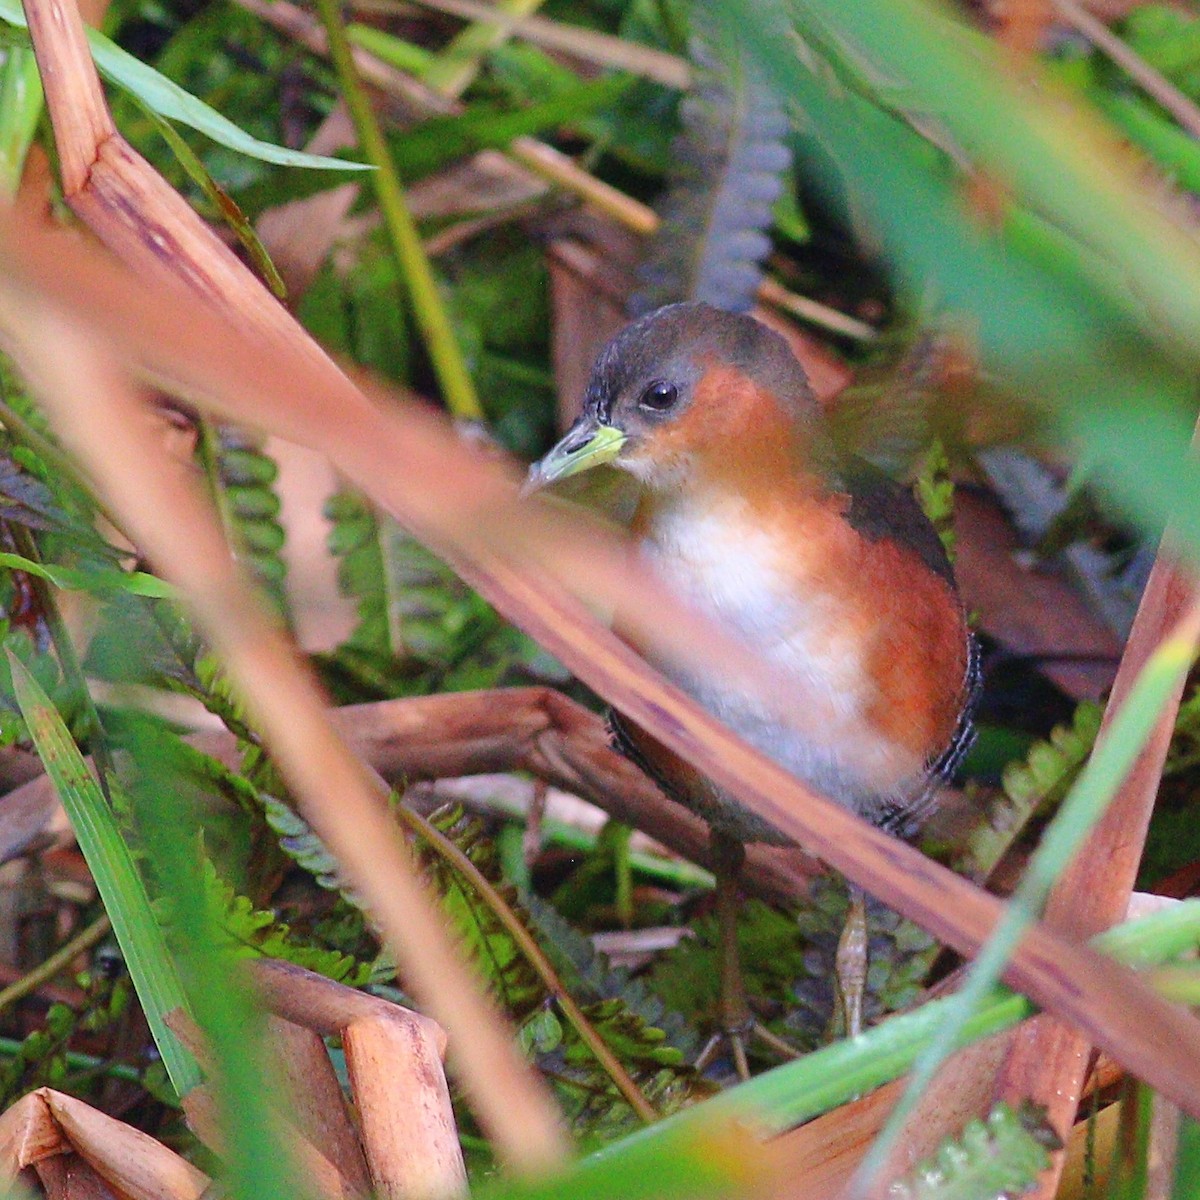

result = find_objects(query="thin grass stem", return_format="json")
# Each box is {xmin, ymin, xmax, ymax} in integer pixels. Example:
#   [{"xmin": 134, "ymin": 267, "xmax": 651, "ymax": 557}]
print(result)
[{"xmin": 313, "ymin": 0, "xmax": 484, "ymax": 421}]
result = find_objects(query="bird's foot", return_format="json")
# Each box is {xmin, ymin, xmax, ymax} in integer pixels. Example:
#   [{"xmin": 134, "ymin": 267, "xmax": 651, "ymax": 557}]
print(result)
[
  {"xmin": 694, "ymin": 1019, "xmax": 801, "ymax": 1081},
  {"xmin": 701, "ymin": 829, "xmax": 803, "ymax": 1078}
]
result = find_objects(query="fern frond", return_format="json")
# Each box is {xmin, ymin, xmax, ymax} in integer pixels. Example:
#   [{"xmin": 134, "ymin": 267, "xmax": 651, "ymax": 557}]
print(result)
[
  {"xmin": 524, "ymin": 894, "xmax": 701, "ymax": 1059},
  {"xmin": 260, "ymin": 794, "xmax": 710, "ymax": 1133},
  {"xmin": 632, "ymin": 17, "xmax": 790, "ymax": 315},
  {"xmin": 202, "ymin": 860, "xmax": 370, "ymax": 986},
  {"xmin": 261, "ymin": 790, "xmax": 366, "ymax": 906},
  {"xmin": 213, "ymin": 430, "xmax": 289, "ymax": 618},
  {"xmin": 936, "ymin": 702, "xmax": 1104, "ymax": 886},
  {"xmin": 148, "ymin": 602, "xmax": 259, "ymax": 743},
  {"xmin": 890, "ymin": 1102, "xmax": 1059, "ymax": 1200},
  {"xmin": 323, "ymin": 488, "xmax": 560, "ymax": 701}
]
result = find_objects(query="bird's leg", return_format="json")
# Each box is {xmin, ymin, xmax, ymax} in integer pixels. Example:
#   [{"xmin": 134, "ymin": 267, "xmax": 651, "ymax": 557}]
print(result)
[
  {"xmin": 714, "ymin": 829, "xmax": 753, "ymax": 1076},
  {"xmin": 693, "ymin": 829, "xmax": 803, "ymax": 1077},
  {"xmin": 834, "ymin": 883, "xmax": 869, "ymax": 1038}
]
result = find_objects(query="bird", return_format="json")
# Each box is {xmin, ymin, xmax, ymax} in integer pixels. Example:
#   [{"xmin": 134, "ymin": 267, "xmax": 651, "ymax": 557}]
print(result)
[{"xmin": 525, "ymin": 301, "xmax": 979, "ymax": 1074}]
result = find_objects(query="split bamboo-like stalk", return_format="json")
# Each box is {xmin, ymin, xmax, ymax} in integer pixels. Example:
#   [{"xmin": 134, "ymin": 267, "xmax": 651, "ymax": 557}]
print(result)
[
  {"xmin": 989, "ymin": 559, "xmax": 1199, "ymax": 1200},
  {"xmin": 0, "ymin": 1087, "xmax": 210, "ymax": 1200},
  {"xmin": 33, "ymin": 1152, "xmax": 116, "ymax": 1200},
  {"xmin": 172, "ymin": 959, "xmax": 466, "ymax": 1199},
  {"xmin": 266, "ymin": 1016, "xmax": 374, "ymax": 1197},
  {"xmin": 344, "ymin": 1017, "xmax": 467, "ymax": 1199},
  {"xmin": 257, "ymin": 962, "xmax": 465, "ymax": 1197},
  {"xmin": 182, "ymin": 1084, "xmax": 359, "ymax": 1200}
]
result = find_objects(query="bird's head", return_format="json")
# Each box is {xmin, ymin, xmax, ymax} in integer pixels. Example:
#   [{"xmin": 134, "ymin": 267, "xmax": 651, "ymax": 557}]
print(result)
[{"xmin": 526, "ymin": 303, "xmax": 824, "ymax": 496}]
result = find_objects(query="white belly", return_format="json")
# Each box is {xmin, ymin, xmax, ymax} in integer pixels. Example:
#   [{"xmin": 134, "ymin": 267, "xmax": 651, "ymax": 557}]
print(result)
[{"xmin": 639, "ymin": 501, "xmax": 924, "ymax": 816}]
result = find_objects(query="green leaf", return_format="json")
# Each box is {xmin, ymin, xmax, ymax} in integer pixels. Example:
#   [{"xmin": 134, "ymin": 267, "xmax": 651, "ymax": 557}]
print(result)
[
  {"xmin": 211, "ymin": 433, "xmax": 290, "ymax": 617},
  {"xmin": 6, "ymin": 651, "xmax": 199, "ymax": 1097},
  {"xmin": 139, "ymin": 104, "xmax": 287, "ymax": 298},
  {"xmin": 261, "ymin": 790, "xmax": 364, "ymax": 904},
  {"xmin": 1174, "ymin": 1114, "xmax": 1200, "ymax": 1200},
  {"xmin": 0, "ymin": 551, "xmax": 172, "ymax": 597},
  {"xmin": 1002, "ymin": 702, "xmax": 1103, "ymax": 810},
  {"xmin": 0, "ymin": 0, "xmax": 372, "ymax": 172},
  {"xmin": 474, "ymin": 1109, "xmax": 775, "ymax": 1200},
  {"xmin": 956, "ymin": 700, "xmax": 1106, "ymax": 883},
  {"xmin": 388, "ymin": 74, "xmax": 634, "ymax": 180},
  {"xmin": 0, "ymin": 44, "xmax": 41, "ymax": 200},
  {"xmin": 345, "ymin": 23, "xmax": 434, "ymax": 74},
  {"xmin": 116, "ymin": 714, "xmax": 306, "ymax": 1200},
  {"xmin": 913, "ymin": 438, "xmax": 955, "ymax": 558},
  {"xmin": 421, "ymin": 806, "xmax": 709, "ymax": 1135}
]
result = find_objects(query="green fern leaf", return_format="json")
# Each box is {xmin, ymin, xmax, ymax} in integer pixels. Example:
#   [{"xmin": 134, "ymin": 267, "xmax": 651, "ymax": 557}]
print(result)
[
  {"xmin": 890, "ymin": 1102, "xmax": 1059, "ymax": 1200},
  {"xmin": 213, "ymin": 431, "xmax": 289, "ymax": 618},
  {"xmin": 150, "ymin": 603, "xmax": 258, "ymax": 743},
  {"xmin": 1000, "ymin": 702, "xmax": 1102, "ymax": 813},
  {"xmin": 260, "ymin": 796, "xmax": 711, "ymax": 1133},
  {"xmin": 323, "ymin": 489, "xmax": 561, "ymax": 701},
  {"xmin": 935, "ymin": 702, "xmax": 1103, "ymax": 886},
  {"xmin": 523, "ymin": 894, "xmax": 701, "ymax": 1059},
  {"xmin": 260, "ymin": 790, "xmax": 364, "ymax": 904},
  {"xmin": 0, "ymin": 974, "xmax": 135, "ymax": 1109},
  {"xmin": 326, "ymin": 489, "xmax": 404, "ymax": 662},
  {"xmin": 202, "ymin": 860, "xmax": 369, "ymax": 986}
]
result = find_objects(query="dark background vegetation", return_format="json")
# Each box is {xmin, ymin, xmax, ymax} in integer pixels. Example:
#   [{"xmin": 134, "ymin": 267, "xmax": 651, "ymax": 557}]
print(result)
[{"xmin": 2, "ymin": 0, "xmax": 1200, "ymax": 1195}]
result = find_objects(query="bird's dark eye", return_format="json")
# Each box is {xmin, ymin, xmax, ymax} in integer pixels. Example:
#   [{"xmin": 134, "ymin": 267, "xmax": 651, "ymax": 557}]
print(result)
[{"xmin": 638, "ymin": 380, "xmax": 679, "ymax": 412}]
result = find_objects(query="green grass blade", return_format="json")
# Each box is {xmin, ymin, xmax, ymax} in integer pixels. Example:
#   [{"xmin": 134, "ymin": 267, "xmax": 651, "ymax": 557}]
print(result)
[
  {"xmin": 422, "ymin": 0, "xmax": 547, "ymax": 99},
  {"xmin": 1174, "ymin": 1115, "xmax": 1200, "ymax": 1200},
  {"xmin": 346, "ymin": 23, "xmax": 434, "ymax": 73},
  {"xmin": 7, "ymin": 650, "xmax": 200, "ymax": 1097},
  {"xmin": 119, "ymin": 716, "xmax": 307, "ymax": 1200},
  {"xmin": 0, "ymin": 44, "xmax": 42, "ymax": 199},
  {"xmin": 476, "ymin": 1107, "xmax": 776, "ymax": 1200},
  {"xmin": 0, "ymin": 0, "xmax": 372, "ymax": 172},
  {"xmin": 314, "ymin": 0, "xmax": 484, "ymax": 420},
  {"xmin": 791, "ymin": 0, "xmax": 1200, "ymax": 364}
]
